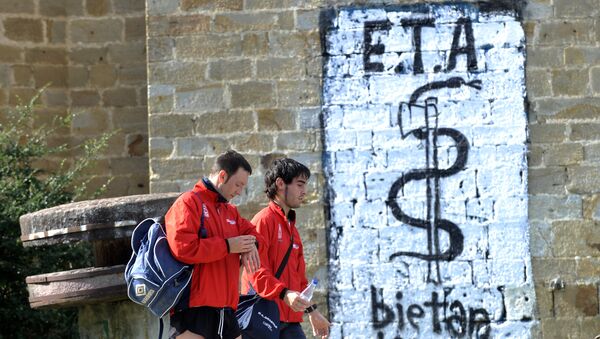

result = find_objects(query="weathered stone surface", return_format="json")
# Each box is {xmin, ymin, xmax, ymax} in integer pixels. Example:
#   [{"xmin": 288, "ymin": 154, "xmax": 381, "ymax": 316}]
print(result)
[
  {"xmin": 89, "ymin": 64, "xmax": 117, "ymax": 87},
  {"xmin": 229, "ymin": 81, "xmax": 274, "ymax": 108},
  {"xmin": 552, "ymin": 69, "xmax": 589, "ymax": 96},
  {"xmin": 0, "ymin": 45, "xmax": 22, "ymax": 63},
  {"xmin": 175, "ymin": 85, "xmax": 225, "ymax": 112},
  {"xmin": 567, "ymin": 166, "xmax": 600, "ymax": 194},
  {"xmin": 46, "ymin": 19, "xmax": 66, "ymax": 43},
  {"xmin": 228, "ymin": 133, "xmax": 275, "ymax": 153},
  {"xmin": 67, "ymin": 66, "xmax": 89, "ymax": 87},
  {"xmin": 125, "ymin": 17, "xmax": 145, "ymax": 41},
  {"xmin": 112, "ymin": 0, "xmax": 144, "ymax": 13},
  {"xmin": 277, "ymin": 79, "xmax": 321, "ymax": 107},
  {"xmin": 33, "ymin": 66, "xmax": 68, "ymax": 88},
  {"xmin": 571, "ymin": 123, "xmax": 600, "ymax": 141},
  {"xmin": 11, "ymin": 65, "xmax": 32, "ymax": 86},
  {"xmin": 71, "ymin": 90, "xmax": 100, "ymax": 107},
  {"xmin": 3, "ymin": 18, "xmax": 43, "ymax": 42},
  {"xmin": 25, "ymin": 48, "xmax": 67, "ymax": 65},
  {"xmin": 149, "ymin": 14, "xmax": 211, "ymax": 37},
  {"xmin": 70, "ymin": 19, "xmax": 123, "ymax": 43},
  {"xmin": 592, "ymin": 67, "xmax": 600, "ymax": 94},
  {"xmin": 257, "ymin": 109, "xmax": 296, "ymax": 131},
  {"xmin": 149, "ymin": 114, "xmax": 196, "ymax": 137},
  {"xmin": 554, "ymin": 0, "xmax": 599, "ymax": 18},
  {"xmin": 69, "ymin": 47, "xmax": 109, "ymax": 65},
  {"xmin": 176, "ymin": 35, "xmax": 242, "ymax": 59},
  {"xmin": 149, "ymin": 61, "xmax": 206, "ymax": 85},
  {"xmin": 39, "ymin": 0, "xmax": 83, "ymax": 16},
  {"xmin": 551, "ymin": 103, "xmax": 600, "ymax": 120},
  {"xmin": 528, "ymin": 167, "xmax": 567, "ymax": 194},
  {"xmin": 537, "ymin": 20, "xmax": 594, "ymax": 45},
  {"xmin": 180, "ymin": 0, "xmax": 242, "ymax": 11},
  {"xmin": 241, "ymin": 32, "xmax": 269, "ymax": 56},
  {"xmin": 551, "ymin": 220, "xmax": 600, "ymax": 256},
  {"xmin": 102, "ymin": 88, "xmax": 138, "ymax": 107},
  {"xmin": 0, "ymin": 0, "xmax": 34, "ymax": 13},
  {"xmin": 19, "ymin": 193, "xmax": 179, "ymax": 246},
  {"xmin": 208, "ymin": 59, "xmax": 252, "ymax": 81},
  {"xmin": 553, "ymin": 284, "xmax": 599, "ymax": 317},
  {"xmin": 26, "ymin": 265, "xmax": 126, "ymax": 309},
  {"xmin": 86, "ymin": 0, "xmax": 110, "ymax": 16},
  {"xmin": 543, "ymin": 143, "xmax": 583, "ymax": 166},
  {"xmin": 257, "ymin": 57, "xmax": 305, "ymax": 80},
  {"xmin": 108, "ymin": 42, "xmax": 146, "ymax": 64},
  {"xmin": 195, "ymin": 110, "xmax": 255, "ymax": 134}
]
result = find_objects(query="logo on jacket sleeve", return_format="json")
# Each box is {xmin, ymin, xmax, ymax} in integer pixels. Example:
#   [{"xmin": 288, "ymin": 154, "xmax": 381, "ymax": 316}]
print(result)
[
  {"xmin": 203, "ymin": 205, "xmax": 209, "ymax": 218},
  {"xmin": 226, "ymin": 218, "xmax": 236, "ymax": 225},
  {"xmin": 278, "ymin": 224, "xmax": 282, "ymax": 242}
]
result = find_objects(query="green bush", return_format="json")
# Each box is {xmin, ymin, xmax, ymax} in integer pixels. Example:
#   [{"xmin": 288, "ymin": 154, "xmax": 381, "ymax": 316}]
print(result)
[{"xmin": 0, "ymin": 90, "xmax": 112, "ymax": 339}]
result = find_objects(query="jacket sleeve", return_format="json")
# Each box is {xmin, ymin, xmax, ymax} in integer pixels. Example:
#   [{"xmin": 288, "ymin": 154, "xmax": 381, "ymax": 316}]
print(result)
[
  {"xmin": 236, "ymin": 211, "xmax": 265, "ymax": 249},
  {"xmin": 165, "ymin": 194, "xmax": 228, "ymax": 264},
  {"xmin": 248, "ymin": 215, "xmax": 287, "ymax": 300},
  {"xmin": 298, "ymin": 235, "xmax": 309, "ymax": 291}
]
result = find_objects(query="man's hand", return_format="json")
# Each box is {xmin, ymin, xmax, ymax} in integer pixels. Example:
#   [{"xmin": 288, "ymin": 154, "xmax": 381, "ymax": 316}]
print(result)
[
  {"xmin": 308, "ymin": 310, "xmax": 330, "ymax": 338},
  {"xmin": 241, "ymin": 247, "xmax": 260, "ymax": 273},
  {"xmin": 227, "ymin": 235, "xmax": 256, "ymax": 253},
  {"xmin": 283, "ymin": 290, "xmax": 311, "ymax": 312}
]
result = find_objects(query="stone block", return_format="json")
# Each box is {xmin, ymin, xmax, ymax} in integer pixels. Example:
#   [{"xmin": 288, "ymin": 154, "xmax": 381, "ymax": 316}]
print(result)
[
  {"xmin": 527, "ymin": 145, "xmax": 543, "ymax": 167},
  {"xmin": 552, "ymin": 103, "xmax": 600, "ymax": 120},
  {"xmin": 33, "ymin": 66, "xmax": 68, "ymax": 88},
  {"xmin": 174, "ymin": 136, "xmax": 230, "ymax": 157},
  {"xmin": 86, "ymin": 0, "xmax": 110, "ymax": 16},
  {"xmin": 584, "ymin": 143, "xmax": 600, "ymax": 162},
  {"xmin": 256, "ymin": 57, "xmax": 305, "ymax": 80},
  {"xmin": 43, "ymin": 89, "xmax": 68, "ymax": 107},
  {"xmin": 228, "ymin": 133, "xmax": 275, "ymax": 153},
  {"xmin": 25, "ymin": 48, "xmax": 67, "ymax": 65},
  {"xmin": 11, "ymin": 65, "xmax": 32, "ymax": 86},
  {"xmin": 3, "ymin": 18, "xmax": 43, "ymax": 42},
  {"xmin": 149, "ymin": 138, "xmax": 174, "ymax": 158},
  {"xmin": 149, "ymin": 114, "xmax": 195, "ymax": 137},
  {"xmin": 176, "ymin": 35, "xmax": 242, "ymax": 59},
  {"xmin": 544, "ymin": 143, "xmax": 583, "ymax": 166},
  {"xmin": 526, "ymin": 69, "xmax": 552, "ymax": 97},
  {"xmin": 297, "ymin": 9, "xmax": 319, "ymax": 30},
  {"xmin": 564, "ymin": 47, "xmax": 600, "ymax": 65},
  {"xmin": 554, "ymin": 284, "xmax": 599, "ymax": 317},
  {"xmin": 39, "ymin": 0, "xmax": 83, "ymax": 16},
  {"xmin": 554, "ymin": 0, "xmax": 598, "ymax": 18},
  {"xmin": 268, "ymin": 31, "xmax": 311, "ymax": 57},
  {"xmin": 119, "ymin": 64, "xmax": 147, "ymax": 84},
  {"xmin": 69, "ymin": 47, "xmax": 109, "ymax": 65},
  {"xmin": 103, "ymin": 88, "xmax": 138, "ymax": 107},
  {"xmin": 70, "ymin": 19, "xmax": 123, "ymax": 43},
  {"xmin": 0, "ymin": 45, "xmax": 22, "ymax": 63},
  {"xmin": 147, "ymin": 37, "xmax": 174, "ymax": 62},
  {"xmin": 108, "ymin": 42, "xmax": 145, "ymax": 64},
  {"xmin": 125, "ymin": 17, "xmax": 145, "ymax": 41},
  {"xmin": 579, "ymin": 317, "xmax": 600, "ymax": 339},
  {"xmin": 257, "ymin": 109, "xmax": 296, "ymax": 131},
  {"xmin": 113, "ymin": 0, "xmax": 144, "ymax": 13},
  {"xmin": 567, "ymin": 166, "xmax": 600, "ymax": 194},
  {"xmin": 89, "ymin": 64, "xmax": 117, "ymax": 88},
  {"xmin": 276, "ymin": 131, "xmax": 317, "ymax": 151},
  {"xmin": 552, "ymin": 220, "xmax": 600, "ymax": 257},
  {"xmin": 176, "ymin": 85, "xmax": 225, "ymax": 112},
  {"xmin": 125, "ymin": 133, "xmax": 147, "ymax": 157},
  {"xmin": 528, "ymin": 123, "xmax": 566, "ymax": 143},
  {"xmin": 0, "ymin": 0, "xmax": 34, "ymax": 13},
  {"xmin": 537, "ymin": 20, "xmax": 594, "ymax": 45},
  {"xmin": 196, "ymin": 110, "xmax": 255, "ymax": 135},
  {"xmin": 592, "ymin": 67, "xmax": 600, "ymax": 94},
  {"xmin": 150, "ymin": 158, "xmax": 205, "ymax": 181},
  {"xmin": 149, "ymin": 61, "xmax": 206, "ymax": 86},
  {"xmin": 180, "ymin": 0, "xmax": 242, "ymax": 11},
  {"xmin": 71, "ymin": 90, "xmax": 100, "ymax": 107},
  {"xmin": 112, "ymin": 107, "xmax": 148, "ymax": 130},
  {"xmin": 533, "ymin": 283, "xmax": 553, "ymax": 319},
  {"xmin": 540, "ymin": 317, "xmax": 580, "ymax": 339},
  {"xmin": 575, "ymin": 257, "xmax": 600, "ymax": 280},
  {"xmin": 67, "ymin": 66, "xmax": 89, "ymax": 87},
  {"xmin": 523, "ymin": 1, "xmax": 553, "ymax": 20},
  {"xmin": 298, "ymin": 107, "xmax": 321, "ymax": 130},
  {"xmin": 277, "ymin": 80, "xmax": 321, "ymax": 107},
  {"xmin": 528, "ymin": 167, "xmax": 567, "ymax": 194},
  {"xmin": 229, "ymin": 81, "xmax": 274, "ymax": 108},
  {"xmin": 71, "ymin": 108, "xmax": 109, "ymax": 135},
  {"xmin": 531, "ymin": 258, "xmax": 578, "ymax": 285},
  {"xmin": 148, "ymin": 14, "xmax": 210, "ymax": 37},
  {"xmin": 9, "ymin": 88, "xmax": 36, "ymax": 105},
  {"xmin": 571, "ymin": 123, "xmax": 600, "ymax": 141},
  {"xmin": 552, "ymin": 69, "xmax": 589, "ymax": 96},
  {"xmin": 214, "ymin": 12, "xmax": 282, "ymax": 32},
  {"xmin": 46, "ymin": 19, "xmax": 66, "ymax": 44},
  {"xmin": 241, "ymin": 32, "xmax": 269, "ymax": 56},
  {"xmin": 528, "ymin": 195, "xmax": 582, "ymax": 221},
  {"xmin": 208, "ymin": 59, "xmax": 252, "ymax": 81},
  {"xmin": 110, "ymin": 157, "xmax": 148, "ymax": 174}
]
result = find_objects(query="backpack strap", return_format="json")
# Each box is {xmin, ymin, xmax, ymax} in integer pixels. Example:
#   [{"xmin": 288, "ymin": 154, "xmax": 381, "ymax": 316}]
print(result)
[{"xmin": 274, "ymin": 233, "xmax": 294, "ymax": 279}]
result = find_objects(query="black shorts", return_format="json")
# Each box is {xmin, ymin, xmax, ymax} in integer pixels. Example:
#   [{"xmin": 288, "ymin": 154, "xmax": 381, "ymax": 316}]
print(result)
[{"xmin": 169, "ymin": 306, "xmax": 241, "ymax": 339}]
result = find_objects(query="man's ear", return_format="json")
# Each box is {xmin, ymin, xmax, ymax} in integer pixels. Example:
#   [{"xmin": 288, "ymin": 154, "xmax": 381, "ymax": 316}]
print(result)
[
  {"xmin": 218, "ymin": 170, "xmax": 228, "ymax": 185},
  {"xmin": 275, "ymin": 177, "xmax": 285, "ymax": 191}
]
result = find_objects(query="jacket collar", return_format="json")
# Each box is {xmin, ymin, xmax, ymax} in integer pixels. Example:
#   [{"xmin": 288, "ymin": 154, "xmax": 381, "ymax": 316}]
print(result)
[
  {"xmin": 269, "ymin": 200, "xmax": 296, "ymax": 223},
  {"xmin": 192, "ymin": 177, "xmax": 229, "ymax": 203}
]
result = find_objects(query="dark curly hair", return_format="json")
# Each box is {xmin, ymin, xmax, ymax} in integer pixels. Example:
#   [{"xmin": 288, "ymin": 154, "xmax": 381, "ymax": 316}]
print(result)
[{"xmin": 264, "ymin": 158, "xmax": 311, "ymax": 200}]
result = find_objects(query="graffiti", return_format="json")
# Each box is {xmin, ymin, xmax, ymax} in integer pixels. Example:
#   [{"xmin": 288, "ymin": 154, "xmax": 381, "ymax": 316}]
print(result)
[
  {"xmin": 387, "ymin": 78, "xmax": 481, "ymax": 285},
  {"xmin": 363, "ymin": 17, "xmax": 477, "ymax": 75},
  {"xmin": 323, "ymin": 3, "xmax": 534, "ymax": 338},
  {"xmin": 371, "ymin": 286, "xmax": 491, "ymax": 338}
]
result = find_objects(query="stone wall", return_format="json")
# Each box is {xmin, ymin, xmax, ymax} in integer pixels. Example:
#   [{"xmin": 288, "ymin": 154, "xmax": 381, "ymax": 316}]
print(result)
[
  {"xmin": 0, "ymin": 0, "xmax": 148, "ymax": 197},
  {"xmin": 146, "ymin": 0, "xmax": 600, "ymax": 338}
]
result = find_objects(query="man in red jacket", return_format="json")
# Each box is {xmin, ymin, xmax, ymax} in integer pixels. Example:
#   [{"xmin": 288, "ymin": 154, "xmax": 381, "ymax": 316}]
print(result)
[
  {"xmin": 241, "ymin": 158, "xmax": 330, "ymax": 339},
  {"xmin": 166, "ymin": 150, "xmax": 262, "ymax": 339}
]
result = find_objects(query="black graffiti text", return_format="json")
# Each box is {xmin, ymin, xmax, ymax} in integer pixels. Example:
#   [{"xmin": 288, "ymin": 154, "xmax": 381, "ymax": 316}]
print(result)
[
  {"xmin": 363, "ymin": 17, "xmax": 478, "ymax": 74},
  {"xmin": 371, "ymin": 286, "xmax": 491, "ymax": 338}
]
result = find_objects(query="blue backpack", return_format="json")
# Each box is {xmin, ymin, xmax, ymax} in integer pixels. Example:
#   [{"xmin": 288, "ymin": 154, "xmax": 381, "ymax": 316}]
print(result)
[{"xmin": 124, "ymin": 197, "xmax": 206, "ymax": 337}]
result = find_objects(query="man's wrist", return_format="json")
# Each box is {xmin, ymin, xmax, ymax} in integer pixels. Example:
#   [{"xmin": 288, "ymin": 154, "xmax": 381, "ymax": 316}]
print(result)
[
  {"xmin": 304, "ymin": 304, "xmax": 317, "ymax": 314},
  {"xmin": 279, "ymin": 288, "xmax": 288, "ymax": 300}
]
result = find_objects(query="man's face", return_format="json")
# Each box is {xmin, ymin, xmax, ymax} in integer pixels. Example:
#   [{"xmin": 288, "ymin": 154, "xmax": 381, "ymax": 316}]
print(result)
[
  {"xmin": 281, "ymin": 175, "xmax": 308, "ymax": 209},
  {"xmin": 217, "ymin": 168, "xmax": 249, "ymax": 201}
]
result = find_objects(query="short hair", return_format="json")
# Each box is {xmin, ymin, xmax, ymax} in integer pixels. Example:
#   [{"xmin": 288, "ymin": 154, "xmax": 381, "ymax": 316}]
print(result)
[
  {"xmin": 212, "ymin": 150, "xmax": 252, "ymax": 180},
  {"xmin": 264, "ymin": 158, "xmax": 311, "ymax": 200}
]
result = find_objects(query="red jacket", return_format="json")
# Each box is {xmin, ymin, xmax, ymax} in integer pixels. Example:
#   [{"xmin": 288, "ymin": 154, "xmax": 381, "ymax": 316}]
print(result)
[
  {"xmin": 165, "ymin": 178, "xmax": 260, "ymax": 310},
  {"xmin": 241, "ymin": 201, "xmax": 308, "ymax": 323}
]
